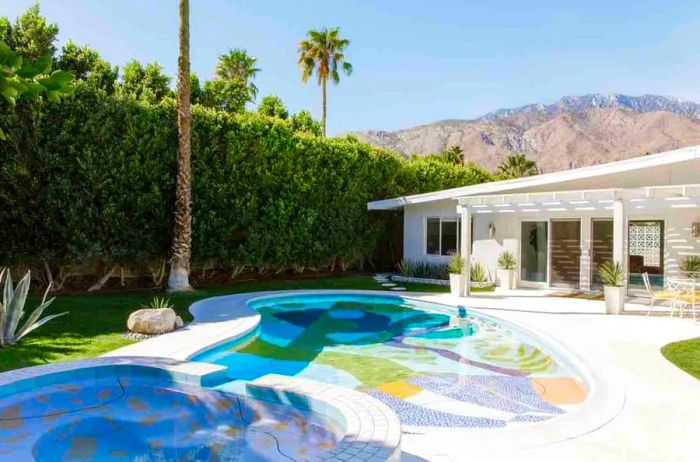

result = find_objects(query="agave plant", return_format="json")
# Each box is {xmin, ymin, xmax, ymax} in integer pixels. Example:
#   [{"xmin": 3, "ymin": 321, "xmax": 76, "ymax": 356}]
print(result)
[
  {"xmin": 396, "ymin": 259, "xmax": 415, "ymax": 277},
  {"xmin": 143, "ymin": 297, "xmax": 174, "ymax": 310},
  {"xmin": 680, "ymin": 256, "xmax": 700, "ymax": 276},
  {"xmin": 497, "ymin": 251, "xmax": 517, "ymax": 271},
  {"xmin": 598, "ymin": 260, "xmax": 626, "ymax": 287},
  {"xmin": 470, "ymin": 262, "xmax": 487, "ymax": 283},
  {"xmin": 448, "ymin": 253, "xmax": 465, "ymax": 275},
  {"xmin": 0, "ymin": 269, "xmax": 67, "ymax": 347}
]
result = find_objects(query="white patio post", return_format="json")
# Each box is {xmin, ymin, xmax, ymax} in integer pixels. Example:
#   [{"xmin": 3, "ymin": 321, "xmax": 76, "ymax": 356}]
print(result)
[
  {"xmin": 612, "ymin": 197, "xmax": 627, "ymax": 292},
  {"xmin": 458, "ymin": 204, "xmax": 471, "ymax": 297}
]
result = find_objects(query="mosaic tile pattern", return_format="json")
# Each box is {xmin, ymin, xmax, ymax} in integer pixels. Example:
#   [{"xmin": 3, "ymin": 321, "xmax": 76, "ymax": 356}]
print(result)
[
  {"xmin": 194, "ymin": 293, "xmax": 588, "ymax": 429},
  {"xmin": 0, "ymin": 377, "xmax": 342, "ymax": 461},
  {"xmin": 367, "ymin": 389, "xmax": 507, "ymax": 428},
  {"xmin": 407, "ymin": 374, "xmax": 564, "ymax": 415}
]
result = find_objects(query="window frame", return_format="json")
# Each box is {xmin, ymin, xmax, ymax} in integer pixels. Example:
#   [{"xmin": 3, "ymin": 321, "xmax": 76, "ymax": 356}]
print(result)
[{"xmin": 424, "ymin": 217, "xmax": 462, "ymax": 256}]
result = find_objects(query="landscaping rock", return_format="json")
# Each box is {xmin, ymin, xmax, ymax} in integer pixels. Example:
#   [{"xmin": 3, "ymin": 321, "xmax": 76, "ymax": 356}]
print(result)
[
  {"xmin": 127, "ymin": 308, "xmax": 177, "ymax": 334},
  {"xmin": 174, "ymin": 315, "xmax": 184, "ymax": 329}
]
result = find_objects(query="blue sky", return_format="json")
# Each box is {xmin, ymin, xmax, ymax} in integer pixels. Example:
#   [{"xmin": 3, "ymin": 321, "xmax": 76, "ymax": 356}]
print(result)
[{"xmin": 4, "ymin": 1, "xmax": 700, "ymax": 134}]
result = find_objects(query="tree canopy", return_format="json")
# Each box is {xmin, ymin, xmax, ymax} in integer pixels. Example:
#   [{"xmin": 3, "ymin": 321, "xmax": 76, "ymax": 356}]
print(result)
[{"xmin": 496, "ymin": 153, "xmax": 539, "ymax": 179}]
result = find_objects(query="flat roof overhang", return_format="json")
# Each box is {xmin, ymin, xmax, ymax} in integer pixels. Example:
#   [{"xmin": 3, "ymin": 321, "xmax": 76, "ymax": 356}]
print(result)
[
  {"xmin": 367, "ymin": 145, "xmax": 700, "ymax": 211},
  {"xmin": 456, "ymin": 184, "xmax": 700, "ymax": 214}
]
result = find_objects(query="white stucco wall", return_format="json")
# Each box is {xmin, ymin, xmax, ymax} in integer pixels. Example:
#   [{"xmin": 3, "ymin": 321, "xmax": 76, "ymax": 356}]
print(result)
[{"xmin": 403, "ymin": 200, "xmax": 700, "ymax": 289}]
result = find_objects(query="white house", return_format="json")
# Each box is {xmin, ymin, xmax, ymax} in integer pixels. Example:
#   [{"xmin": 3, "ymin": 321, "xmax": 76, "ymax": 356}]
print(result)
[{"xmin": 368, "ymin": 145, "xmax": 700, "ymax": 295}]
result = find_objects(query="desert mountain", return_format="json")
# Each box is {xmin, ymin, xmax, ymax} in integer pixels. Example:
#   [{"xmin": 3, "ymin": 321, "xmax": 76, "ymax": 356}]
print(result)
[{"xmin": 355, "ymin": 94, "xmax": 700, "ymax": 172}]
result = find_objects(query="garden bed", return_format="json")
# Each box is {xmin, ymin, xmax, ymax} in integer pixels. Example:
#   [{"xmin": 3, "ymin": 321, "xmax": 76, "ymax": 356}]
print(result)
[{"xmin": 391, "ymin": 275, "xmax": 495, "ymax": 289}]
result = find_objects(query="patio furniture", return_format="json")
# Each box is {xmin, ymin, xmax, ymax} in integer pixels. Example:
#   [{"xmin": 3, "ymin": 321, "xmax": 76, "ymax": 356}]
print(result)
[
  {"xmin": 664, "ymin": 277, "xmax": 699, "ymax": 319},
  {"xmin": 643, "ymin": 273, "xmax": 684, "ymax": 317},
  {"xmin": 669, "ymin": 278, "xmax": 700, "ymax": 320}
]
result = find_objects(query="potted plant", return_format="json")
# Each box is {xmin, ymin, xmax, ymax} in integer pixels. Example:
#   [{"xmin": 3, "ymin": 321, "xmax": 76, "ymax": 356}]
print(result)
[
  {"xmin": 448, "ymin": 253, "xmax": 465, "ymax": 296},
  {"xmin": 599, "ymin": 260, "xmax": 626, "ymax": 315},
  {"xmin": 496, "ymin": 251, "xmax": 517, "ymax": 290},
  {"xmin": 680, "ymin": 256, "xmax": 700, "ymax": 278}
]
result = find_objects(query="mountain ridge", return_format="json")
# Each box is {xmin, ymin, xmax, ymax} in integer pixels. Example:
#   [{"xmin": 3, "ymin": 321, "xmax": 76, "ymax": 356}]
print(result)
[{"xmin": 354, "ymin": 94, "xmax": 700, "ymax": 172}]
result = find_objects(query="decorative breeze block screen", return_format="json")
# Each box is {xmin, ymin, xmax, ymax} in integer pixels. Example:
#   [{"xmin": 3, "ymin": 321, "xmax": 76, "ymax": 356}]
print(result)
[{"xmin": 629, "ymin": 222, "xmax": 661, "ymax": 267}]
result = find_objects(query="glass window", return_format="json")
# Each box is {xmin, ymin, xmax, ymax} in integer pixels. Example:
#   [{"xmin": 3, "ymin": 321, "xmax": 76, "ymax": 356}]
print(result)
[
  {"xmin": 426, "ymin": 218, "xmax": 440, "ymax": 255},
  {"xmin": 441, "ymin": 221, "xmax": 458, "ymax": 256}
]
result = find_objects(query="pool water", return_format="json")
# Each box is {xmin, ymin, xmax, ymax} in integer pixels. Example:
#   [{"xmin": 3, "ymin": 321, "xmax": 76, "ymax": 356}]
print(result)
[
  {"xmin": 0, "ymin": 376, "xmax": 341, "ymax": 461},
  {"xmin": 194, "ymin": 294, "xmax": 588, "ymax": 428}
]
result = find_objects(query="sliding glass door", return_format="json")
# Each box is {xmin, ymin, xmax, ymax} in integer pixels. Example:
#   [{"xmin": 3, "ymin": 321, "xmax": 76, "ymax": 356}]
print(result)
[
  {"xmin": 520, "ymin": 221, "xmax": 548, "ymax": 284},
  {"xmin": 591, "ymin": 219, "xmax": 613, "ymax": 290},
  {"xmin": 550, "ymin": 219, "xmax": 582, "ymax": 289}
]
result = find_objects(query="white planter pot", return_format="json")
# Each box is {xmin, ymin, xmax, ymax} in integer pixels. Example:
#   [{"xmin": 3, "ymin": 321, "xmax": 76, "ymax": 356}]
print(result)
[
  {"xmin": 604, "ymin": 286, "xmax": 626, "ymax": 315},
  {"xmin": 449, "ymin": 273, "xmax": 465, "ymax": 297},
  {"xmin": 497, "ymin": 269, "xmax": 515, "ymax": 290}
]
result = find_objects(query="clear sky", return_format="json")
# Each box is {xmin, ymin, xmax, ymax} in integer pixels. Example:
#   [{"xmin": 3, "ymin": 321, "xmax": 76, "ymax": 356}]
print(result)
[{"xmin": 4, "ymin": 1, "xmax": 700, "ymax": 135}]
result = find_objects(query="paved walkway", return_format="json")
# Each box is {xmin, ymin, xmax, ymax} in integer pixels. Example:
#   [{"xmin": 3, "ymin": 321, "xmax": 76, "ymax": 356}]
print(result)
[{"xmin": 401, "ymin": 291, "xmax": 700, "ymax": 462}]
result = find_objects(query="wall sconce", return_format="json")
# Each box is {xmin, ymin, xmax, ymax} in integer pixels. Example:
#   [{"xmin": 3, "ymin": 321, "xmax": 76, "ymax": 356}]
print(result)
[
  {"xmin": 489, "ymin": 222, "xmax": 496, "ymax": 238},
  {"xmin": 692, "ymin": 222, "xmax": 700, "ymax": 238}
]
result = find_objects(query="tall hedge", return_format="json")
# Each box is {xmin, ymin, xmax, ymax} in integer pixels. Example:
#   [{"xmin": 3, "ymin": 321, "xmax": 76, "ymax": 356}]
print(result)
[{"xmin": 0, "ymin": 86, "xmax": 491, "ymax": 282}]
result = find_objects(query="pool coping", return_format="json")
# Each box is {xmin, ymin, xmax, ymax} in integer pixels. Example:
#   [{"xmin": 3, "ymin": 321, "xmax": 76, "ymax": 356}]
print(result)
[{"xmin": 105, "ymin": 289, "xmax": 625, "ymax": 452}]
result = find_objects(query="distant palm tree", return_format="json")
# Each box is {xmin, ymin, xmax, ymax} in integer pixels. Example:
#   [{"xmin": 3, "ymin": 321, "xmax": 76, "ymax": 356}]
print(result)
[
  {"xmin": 168, "ymin": 0, "xmax": 193, "ymax": 292},
  {"xmin": 215, "ymin": 48, "xmax": 260, "ymax": 101},
  {"xmin": 496, "ymin": 153, "xmax": 539, "ymax": 179},
  {"xmin": 298, "ymin": 27, "xmax": 352, "ymax": 137}
]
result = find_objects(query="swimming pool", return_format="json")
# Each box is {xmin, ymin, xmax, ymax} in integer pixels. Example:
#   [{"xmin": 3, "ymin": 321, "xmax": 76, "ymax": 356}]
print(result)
[
  {"xmin": 193, "ymin": 293, "xmax": 588, "ymax": 429},
  {"xmin": 0, "ymin": 363, "xmax": 343, "ymax": 461}
]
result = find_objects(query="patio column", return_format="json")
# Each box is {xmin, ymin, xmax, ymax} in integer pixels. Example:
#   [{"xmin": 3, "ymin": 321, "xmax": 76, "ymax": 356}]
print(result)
[
  {"xmin": 458, "ymin": 204, "xmax": 471, "ymax": 297},
  {"xmin": 612, "ymin": 198, "xmax": 627, "ymax": 276}
]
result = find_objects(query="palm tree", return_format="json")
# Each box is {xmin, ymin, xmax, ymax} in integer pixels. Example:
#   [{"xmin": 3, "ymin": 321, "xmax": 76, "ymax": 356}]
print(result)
[
  {"xmin": 496, "ymin": 153, "xmax": 539, "ymax": 179},
  {"xmin": 168, "ymin": 0, "xmax": 193, "ymax": 292},
  {"xmin": 298, "ymin": 27, "xmax": 352, "ymax": 137},
  {"xmin": 215, "ymin": 48, "xmax": 260, "ymax": 101}
]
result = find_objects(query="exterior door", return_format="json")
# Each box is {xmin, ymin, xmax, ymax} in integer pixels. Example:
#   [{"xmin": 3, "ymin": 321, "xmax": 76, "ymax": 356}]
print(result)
[
  {"xmin": 520, "ymin": 221, "xmax": 548, "ymax": 285},
  {"xmin": 550, "ymin": 219, "xmax": 582, "ymax": 289},
  {"xmin": 591, "ymin": 219, "xmax": 613, "ymax": 290}
]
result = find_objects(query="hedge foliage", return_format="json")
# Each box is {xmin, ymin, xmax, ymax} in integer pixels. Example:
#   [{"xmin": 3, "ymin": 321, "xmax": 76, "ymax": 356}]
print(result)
[{"xmin": 0, "ymin": 86, "xmax": 491, "ymax": 282}]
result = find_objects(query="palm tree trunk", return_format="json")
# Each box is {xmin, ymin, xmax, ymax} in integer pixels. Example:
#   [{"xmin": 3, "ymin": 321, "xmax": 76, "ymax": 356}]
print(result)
[
  {"xmin": 168, "ymin": 0, "xmax": 193, "ymax": 292},
  {"xmin": 321, "ymin": 78, "xmax": 327, "ymax": 137}
]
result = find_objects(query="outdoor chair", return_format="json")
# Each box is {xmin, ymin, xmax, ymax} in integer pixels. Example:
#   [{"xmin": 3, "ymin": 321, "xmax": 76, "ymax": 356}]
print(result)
[{"xmin": 643, "ymin": 272, "xmax": 679, "ymax": 316}]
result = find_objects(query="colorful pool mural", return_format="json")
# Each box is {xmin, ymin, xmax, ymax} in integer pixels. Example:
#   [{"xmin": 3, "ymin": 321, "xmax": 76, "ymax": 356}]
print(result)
[
  {"xmin": 195, "ymin": 294, "xmax": 588, "ymax": 429},
  {"xmin": 0, "ymin": 376, "xmax": 341, "ymax": 461}
]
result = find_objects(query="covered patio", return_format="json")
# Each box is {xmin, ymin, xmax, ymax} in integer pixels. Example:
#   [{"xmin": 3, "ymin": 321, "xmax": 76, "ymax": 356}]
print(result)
[{"xmin": 456, "ymin": 184, "xmax": 700, "ymax": 296}]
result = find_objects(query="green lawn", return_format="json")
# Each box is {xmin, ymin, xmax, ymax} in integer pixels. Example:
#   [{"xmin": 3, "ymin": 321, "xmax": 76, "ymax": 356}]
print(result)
[
  {"xmin": 0, "ymin": 274, "xmax": 455, "ymax": 373},
  {"xmin": 662, "ymin": 337, "xmax": 700, "ymax": 380}
]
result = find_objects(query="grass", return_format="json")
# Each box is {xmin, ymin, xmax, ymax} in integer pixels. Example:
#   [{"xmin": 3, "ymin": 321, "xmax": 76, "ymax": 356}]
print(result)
[
  {"xmin": 661, "ymin": 337, "xmax": 700, "ymax": 380},
  {"xmin": 0, "ymin": 274, "xmax": 459, "ymax": 372}
]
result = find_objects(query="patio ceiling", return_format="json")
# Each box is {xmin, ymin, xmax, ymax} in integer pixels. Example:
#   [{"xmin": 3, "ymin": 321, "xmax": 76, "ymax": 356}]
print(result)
[{"xmin": 457, "ymin": 184, "xmax": 700, "ymax": 214}]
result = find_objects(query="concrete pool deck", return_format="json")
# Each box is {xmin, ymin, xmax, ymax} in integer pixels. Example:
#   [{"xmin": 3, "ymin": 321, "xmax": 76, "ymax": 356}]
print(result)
[
  {"xmin": 107, "ymin": 290, "xmax": 700, "ymax": 462},
  {"xmin": 403, "ymin": 291, "xmax": 700, "ymax": 462}
]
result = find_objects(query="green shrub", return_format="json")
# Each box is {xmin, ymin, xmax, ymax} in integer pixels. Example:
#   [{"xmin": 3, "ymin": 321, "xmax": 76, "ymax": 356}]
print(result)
[{"xmin": 0, "ymin": 86, "xmax": 490, "ymax": 282}]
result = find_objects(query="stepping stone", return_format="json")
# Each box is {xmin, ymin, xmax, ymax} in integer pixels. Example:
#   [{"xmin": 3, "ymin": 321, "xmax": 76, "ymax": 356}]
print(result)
[
  {"xmin": 390, "ymin": 287, "xmax": 407, "ymax": 291},
  {"xmin": 381, "ymin": 283, "xmax": 396, "ymax": 287}
]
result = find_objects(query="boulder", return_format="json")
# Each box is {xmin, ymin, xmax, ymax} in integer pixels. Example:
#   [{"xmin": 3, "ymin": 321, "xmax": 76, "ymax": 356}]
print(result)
[
  {"xmin": 127, "ymin": 308, "xmax": 177, "ymax": 334},
  {"xmin": 174, "ymin": 315, "xmax": 184, "ymax": 329}
]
